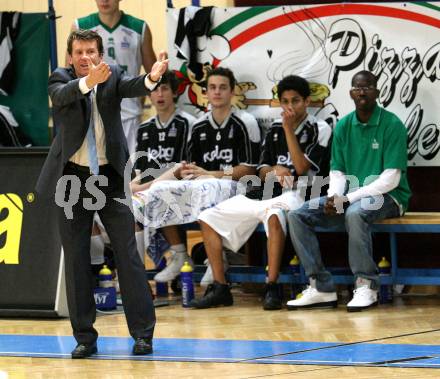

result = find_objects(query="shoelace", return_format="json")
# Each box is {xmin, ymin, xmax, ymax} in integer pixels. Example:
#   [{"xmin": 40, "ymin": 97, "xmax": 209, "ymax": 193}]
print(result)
[
  {"xmin": 204, "ymin": 284, "xmax": 215, "ymax": 296},
  {"xmin": 353, "ymin": 285, "xmax": 370, "ymax": 296},
  {"xmin": 265, "ymin": 283, "xmax": 278, "ymax": 294},
  {"xmin": 301, "ymin": 286, "xmax": 316, "ymax": 296}
]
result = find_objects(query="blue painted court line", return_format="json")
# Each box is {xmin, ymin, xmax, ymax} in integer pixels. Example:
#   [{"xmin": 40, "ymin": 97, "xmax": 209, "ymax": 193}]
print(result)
[
  {"xmin": 254, "ymin": 342, "xmax": 440, "ymax": 367},
  {"xmin": 0, "ymin": 334, "xmax": 440, "ymax": 368},
  {"xmin": 0, "ymin": 334, "xmax": 333, "ymax": 362}
]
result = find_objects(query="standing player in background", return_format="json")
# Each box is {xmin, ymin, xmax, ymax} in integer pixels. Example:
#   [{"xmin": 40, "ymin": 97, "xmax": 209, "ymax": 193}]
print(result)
[{"xmin": 68, "ymin": 0, "xmax": 157, "ymax": 155}]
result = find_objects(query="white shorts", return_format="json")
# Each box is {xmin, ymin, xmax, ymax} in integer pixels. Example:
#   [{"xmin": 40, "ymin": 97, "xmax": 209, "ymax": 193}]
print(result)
[
  {"xmin": 123, "ymin": 116, "xmax": 141, "ymax": 157},
  {"xmin": 93, "ymin": 213, "xmax": 111, "ymax": 244},
  {"xmin": 132, "ymin": 178, "xmax": 245, "ymax": 260},
  {"xmin": 198, "ymin": 191, "xmax": 303, "ymax": 252}
]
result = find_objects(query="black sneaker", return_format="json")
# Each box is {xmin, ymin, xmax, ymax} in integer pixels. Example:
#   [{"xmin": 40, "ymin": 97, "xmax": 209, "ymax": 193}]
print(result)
[
  {"xmin": 263, "ymin": 282, "xmax": 282, "ymax": 310},
  {"xmin": 189, "ymin": 281, "xmax": 233, "ymax": 309}
]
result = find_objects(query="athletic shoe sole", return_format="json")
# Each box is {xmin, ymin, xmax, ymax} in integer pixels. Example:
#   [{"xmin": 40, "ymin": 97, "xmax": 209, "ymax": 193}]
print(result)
[
  {"xmin": 263, "ymin": 304, "xmax": 283, "ymax": 311},
  {"xmin": 192, "ymin": 301, "xmax": 233, "ymax": 309},
  {"xmin": 346, "ymin": 301, "xmax": 378, "ymax": 312},
  {"xmin": 287, "ymin": 300, "xmax": 338, "ymax": 310}
]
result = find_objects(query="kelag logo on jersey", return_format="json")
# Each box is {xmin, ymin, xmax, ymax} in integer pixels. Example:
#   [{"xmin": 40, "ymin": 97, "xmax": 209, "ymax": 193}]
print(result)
[
  {"xmin": 146, "ymin": 146, "xmax": 175, "ymax": 161},
  {"xmin": 203, "ymin": 146, "xmax": 233, "ymax": 163},
  {"xmin": 0, "ymin": 193, "xmax": 23, "ymax": 264}
]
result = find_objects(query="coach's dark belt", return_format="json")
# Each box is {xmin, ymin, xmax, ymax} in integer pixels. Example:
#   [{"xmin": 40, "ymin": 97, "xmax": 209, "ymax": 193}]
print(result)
[{"xmin": 65, "ymin": 161, "xmax": 111, "ymax": 174}]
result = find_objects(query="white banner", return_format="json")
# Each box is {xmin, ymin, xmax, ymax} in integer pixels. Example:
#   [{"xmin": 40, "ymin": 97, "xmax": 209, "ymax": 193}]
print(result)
[{"xmin": 167, "ymin": 3, "xmax": 440, "ymax": 166}]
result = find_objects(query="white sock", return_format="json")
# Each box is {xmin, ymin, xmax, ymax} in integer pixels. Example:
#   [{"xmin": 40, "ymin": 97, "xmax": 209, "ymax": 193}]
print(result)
[
  {"xmin": 170, "ymin": 243, "xmax": 187, "ymax": 254},
  {"xmin": 90, "ymin": 235, "xmax": 105, "ymax": 265},
  {"xmin": 135, "ymin": 231, "xmax": 145, "ymax": 264}
]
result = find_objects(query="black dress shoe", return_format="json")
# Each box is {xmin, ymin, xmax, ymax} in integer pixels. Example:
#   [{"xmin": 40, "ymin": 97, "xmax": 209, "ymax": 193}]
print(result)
[
  {"xmin": 132, "ymin": 338, "xmax": 153, "ymax": 355},
  {"xmin": 71, "ymin": 343, "xmax": 97, "ymax": 359}
]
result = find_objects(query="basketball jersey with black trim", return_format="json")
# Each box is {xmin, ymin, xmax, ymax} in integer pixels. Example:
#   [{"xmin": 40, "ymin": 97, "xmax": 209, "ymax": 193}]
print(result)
[
  {"xmin": 188, "ymin": 109, "xmax": 261, "ymax": 171},
  {"xmin": 258, "ymin": 114, "xmax": 332, "ymax": 179},
  {"xmin": 135, "ymin": 110, "xmax": 195, "ymax": 183}
]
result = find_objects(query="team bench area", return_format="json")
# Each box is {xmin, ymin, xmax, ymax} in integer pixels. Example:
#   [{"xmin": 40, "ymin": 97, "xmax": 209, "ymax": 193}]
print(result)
[{"xmin": 146, "ymin": 212, "xmax": 440, "ymax": 287}]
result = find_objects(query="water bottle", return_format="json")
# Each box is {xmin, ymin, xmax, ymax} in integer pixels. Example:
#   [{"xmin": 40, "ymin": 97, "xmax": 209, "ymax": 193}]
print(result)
[
  {"xmin": 95, "ymin": 265, "xmax": 116, "ymax": 310},
  {"xmin": 98, "ymin": 265, "xmax": 113, "ymax": 288},
  {"xmin": 378, "ymin": 256, "xmax": 393, "ymax": 303},
  {"xmin": 289, "ymin": 255, "xmax": 302, "ymax": 299},
  {"xmin": 155, "ymin": 257, "xmax": 169, "ymax": 297},
  {"xmin": 180, "ymin": 261, "xmax": 194, "ymax": 307}
]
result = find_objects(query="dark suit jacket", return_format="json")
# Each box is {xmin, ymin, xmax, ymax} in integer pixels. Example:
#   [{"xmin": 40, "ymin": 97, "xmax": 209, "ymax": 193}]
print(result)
[{"xmin": 37, "ymin": 65, "xmax": 150, "ymax": 198}]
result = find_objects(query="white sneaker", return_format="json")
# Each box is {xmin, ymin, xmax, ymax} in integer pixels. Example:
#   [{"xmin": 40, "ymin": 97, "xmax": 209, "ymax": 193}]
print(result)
[
  {"xmin": 286, "ymin": 286, "xmax": 337, "ymax": 310},
  {"xmin": 154, "ymin": 251, "xmax": 193, "ymax": 282},
  {"xmin": 200, "ymin": 251, "xmax": 229, "ymax": 287},
  {"xmin": 346, "ymin": 285, "xmax": 378, "ymax": 312}
]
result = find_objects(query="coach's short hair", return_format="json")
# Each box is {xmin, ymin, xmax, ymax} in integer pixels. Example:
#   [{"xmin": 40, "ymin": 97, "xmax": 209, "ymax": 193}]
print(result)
[{"xmin": 67, "ymin": 29, "xmax": 104, "ymax": 56}]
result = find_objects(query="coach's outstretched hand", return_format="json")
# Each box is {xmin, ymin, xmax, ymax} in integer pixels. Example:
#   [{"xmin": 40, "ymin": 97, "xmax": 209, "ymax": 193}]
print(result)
[
  {"xmin": 150, "ymin": 51, "xmax": 169, "ymax": 82},
  {"xmin": 85, "ymin": 57, "xmax": 111, "ymax": 89}
]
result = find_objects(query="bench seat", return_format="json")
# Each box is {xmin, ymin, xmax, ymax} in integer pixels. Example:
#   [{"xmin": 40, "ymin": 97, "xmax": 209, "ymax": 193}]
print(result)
[{"xmin": 147, "ymin": 212, "xmax": 440, "ymax": 286}]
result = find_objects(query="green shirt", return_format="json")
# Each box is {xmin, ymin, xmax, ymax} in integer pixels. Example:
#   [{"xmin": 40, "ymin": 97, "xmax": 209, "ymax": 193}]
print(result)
[{"xmin": 331, "ymin": 104, "xmax": 411, "ymax": 212}]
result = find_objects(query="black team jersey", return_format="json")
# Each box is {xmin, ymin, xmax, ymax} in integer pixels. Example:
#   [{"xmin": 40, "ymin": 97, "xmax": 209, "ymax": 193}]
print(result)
[
  {"xmin": 135, "ymin": 109, "xmax": 195, "ymax": 183},
  {"xmin": 255, "ymin": 114, "xmax": 332, "ymax": 198},
  {"xmin": 188, "ymin": 109, "xmax": 261, "ymax": 171}
]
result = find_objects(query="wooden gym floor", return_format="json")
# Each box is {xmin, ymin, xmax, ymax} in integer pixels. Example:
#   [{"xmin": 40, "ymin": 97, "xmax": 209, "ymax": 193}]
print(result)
[
  {"xmin": 2, "ymin": 233, "xmax": 440, "ymax": 378},
  {"xmin": 1, "ymin": 287, "xmax": 440, "ymax": 378}
]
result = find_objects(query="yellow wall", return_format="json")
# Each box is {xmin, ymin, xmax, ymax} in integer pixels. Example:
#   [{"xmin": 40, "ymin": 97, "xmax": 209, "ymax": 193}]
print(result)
[{"xmin": 1, "ymin": 0, "xmax": 234, "ymax": 67}]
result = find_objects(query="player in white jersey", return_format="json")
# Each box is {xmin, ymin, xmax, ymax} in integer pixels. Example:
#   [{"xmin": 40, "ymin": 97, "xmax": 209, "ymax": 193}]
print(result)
[{"xmin": 68, "ymin": 0, "xmax": 157, "ymax": 155}]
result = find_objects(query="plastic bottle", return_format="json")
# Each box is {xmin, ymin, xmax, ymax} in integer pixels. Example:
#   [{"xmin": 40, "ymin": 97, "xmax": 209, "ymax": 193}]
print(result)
[
  {"xmin": 95, "ymin": 265, "xmax": 116, "ymax": 310},
  {"xmin": 180, "ymin": 261, "xmax": 194, "ymax": 307},
  {"xmin": 378, "ymin": 256, "xmax": 393, "ymax": 303},
  {"xmin": 98, "ymin": 265, "xmax": 113, "ymax": 288},
  {"xmin": 155, "ymin": 257, "xmax": 169, "ymax": 297},
  {"xmin": 289, "ymin": 255, "xmax": 302, "ymax": 299}
]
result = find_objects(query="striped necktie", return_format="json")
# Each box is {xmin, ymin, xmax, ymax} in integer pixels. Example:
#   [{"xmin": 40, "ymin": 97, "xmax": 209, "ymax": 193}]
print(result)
[{"xmin": 86, "ymin": 89, "xmax": 99, "ymax": 175}]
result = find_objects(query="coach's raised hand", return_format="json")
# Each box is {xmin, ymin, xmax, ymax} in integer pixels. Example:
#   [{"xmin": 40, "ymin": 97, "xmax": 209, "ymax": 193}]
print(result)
[
  {"xmin": 149, "ymin": 51, "xmax": 169, "ymax": 82},
  {"xmin": 85, "ymin": 56, "xmax": 112, "ymax": 89}
]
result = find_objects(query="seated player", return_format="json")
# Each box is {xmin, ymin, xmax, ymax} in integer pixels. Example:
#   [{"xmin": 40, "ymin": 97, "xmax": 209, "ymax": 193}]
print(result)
[
  {"xmin": 189, "ymin": 75, "xmax": 332, "ymax": 310},
  {"xmin": 136, "ymin": 67, "xmax": 261, "ymax": 282}
]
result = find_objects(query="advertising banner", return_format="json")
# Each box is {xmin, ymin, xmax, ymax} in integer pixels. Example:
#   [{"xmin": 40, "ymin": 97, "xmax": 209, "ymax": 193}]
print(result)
[
  {"xmin": 0, "ymin": 149, "xmax": 65, "ymax": 316},
  {"xmin": 167, "ymin": 2, "xmax": 440, "ymax": 166}
]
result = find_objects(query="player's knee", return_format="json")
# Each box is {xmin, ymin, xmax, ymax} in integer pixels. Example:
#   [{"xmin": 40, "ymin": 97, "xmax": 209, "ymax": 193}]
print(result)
[{"xmin": 268, "ymin": 214, "xmax": 282, "ymax": 231}]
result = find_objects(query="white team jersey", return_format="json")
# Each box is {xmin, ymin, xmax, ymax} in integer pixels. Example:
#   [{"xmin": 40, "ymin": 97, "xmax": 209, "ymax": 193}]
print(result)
[{"xmin": 75, "ymin": 12, "xmax": 145, "ymax": 121}]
